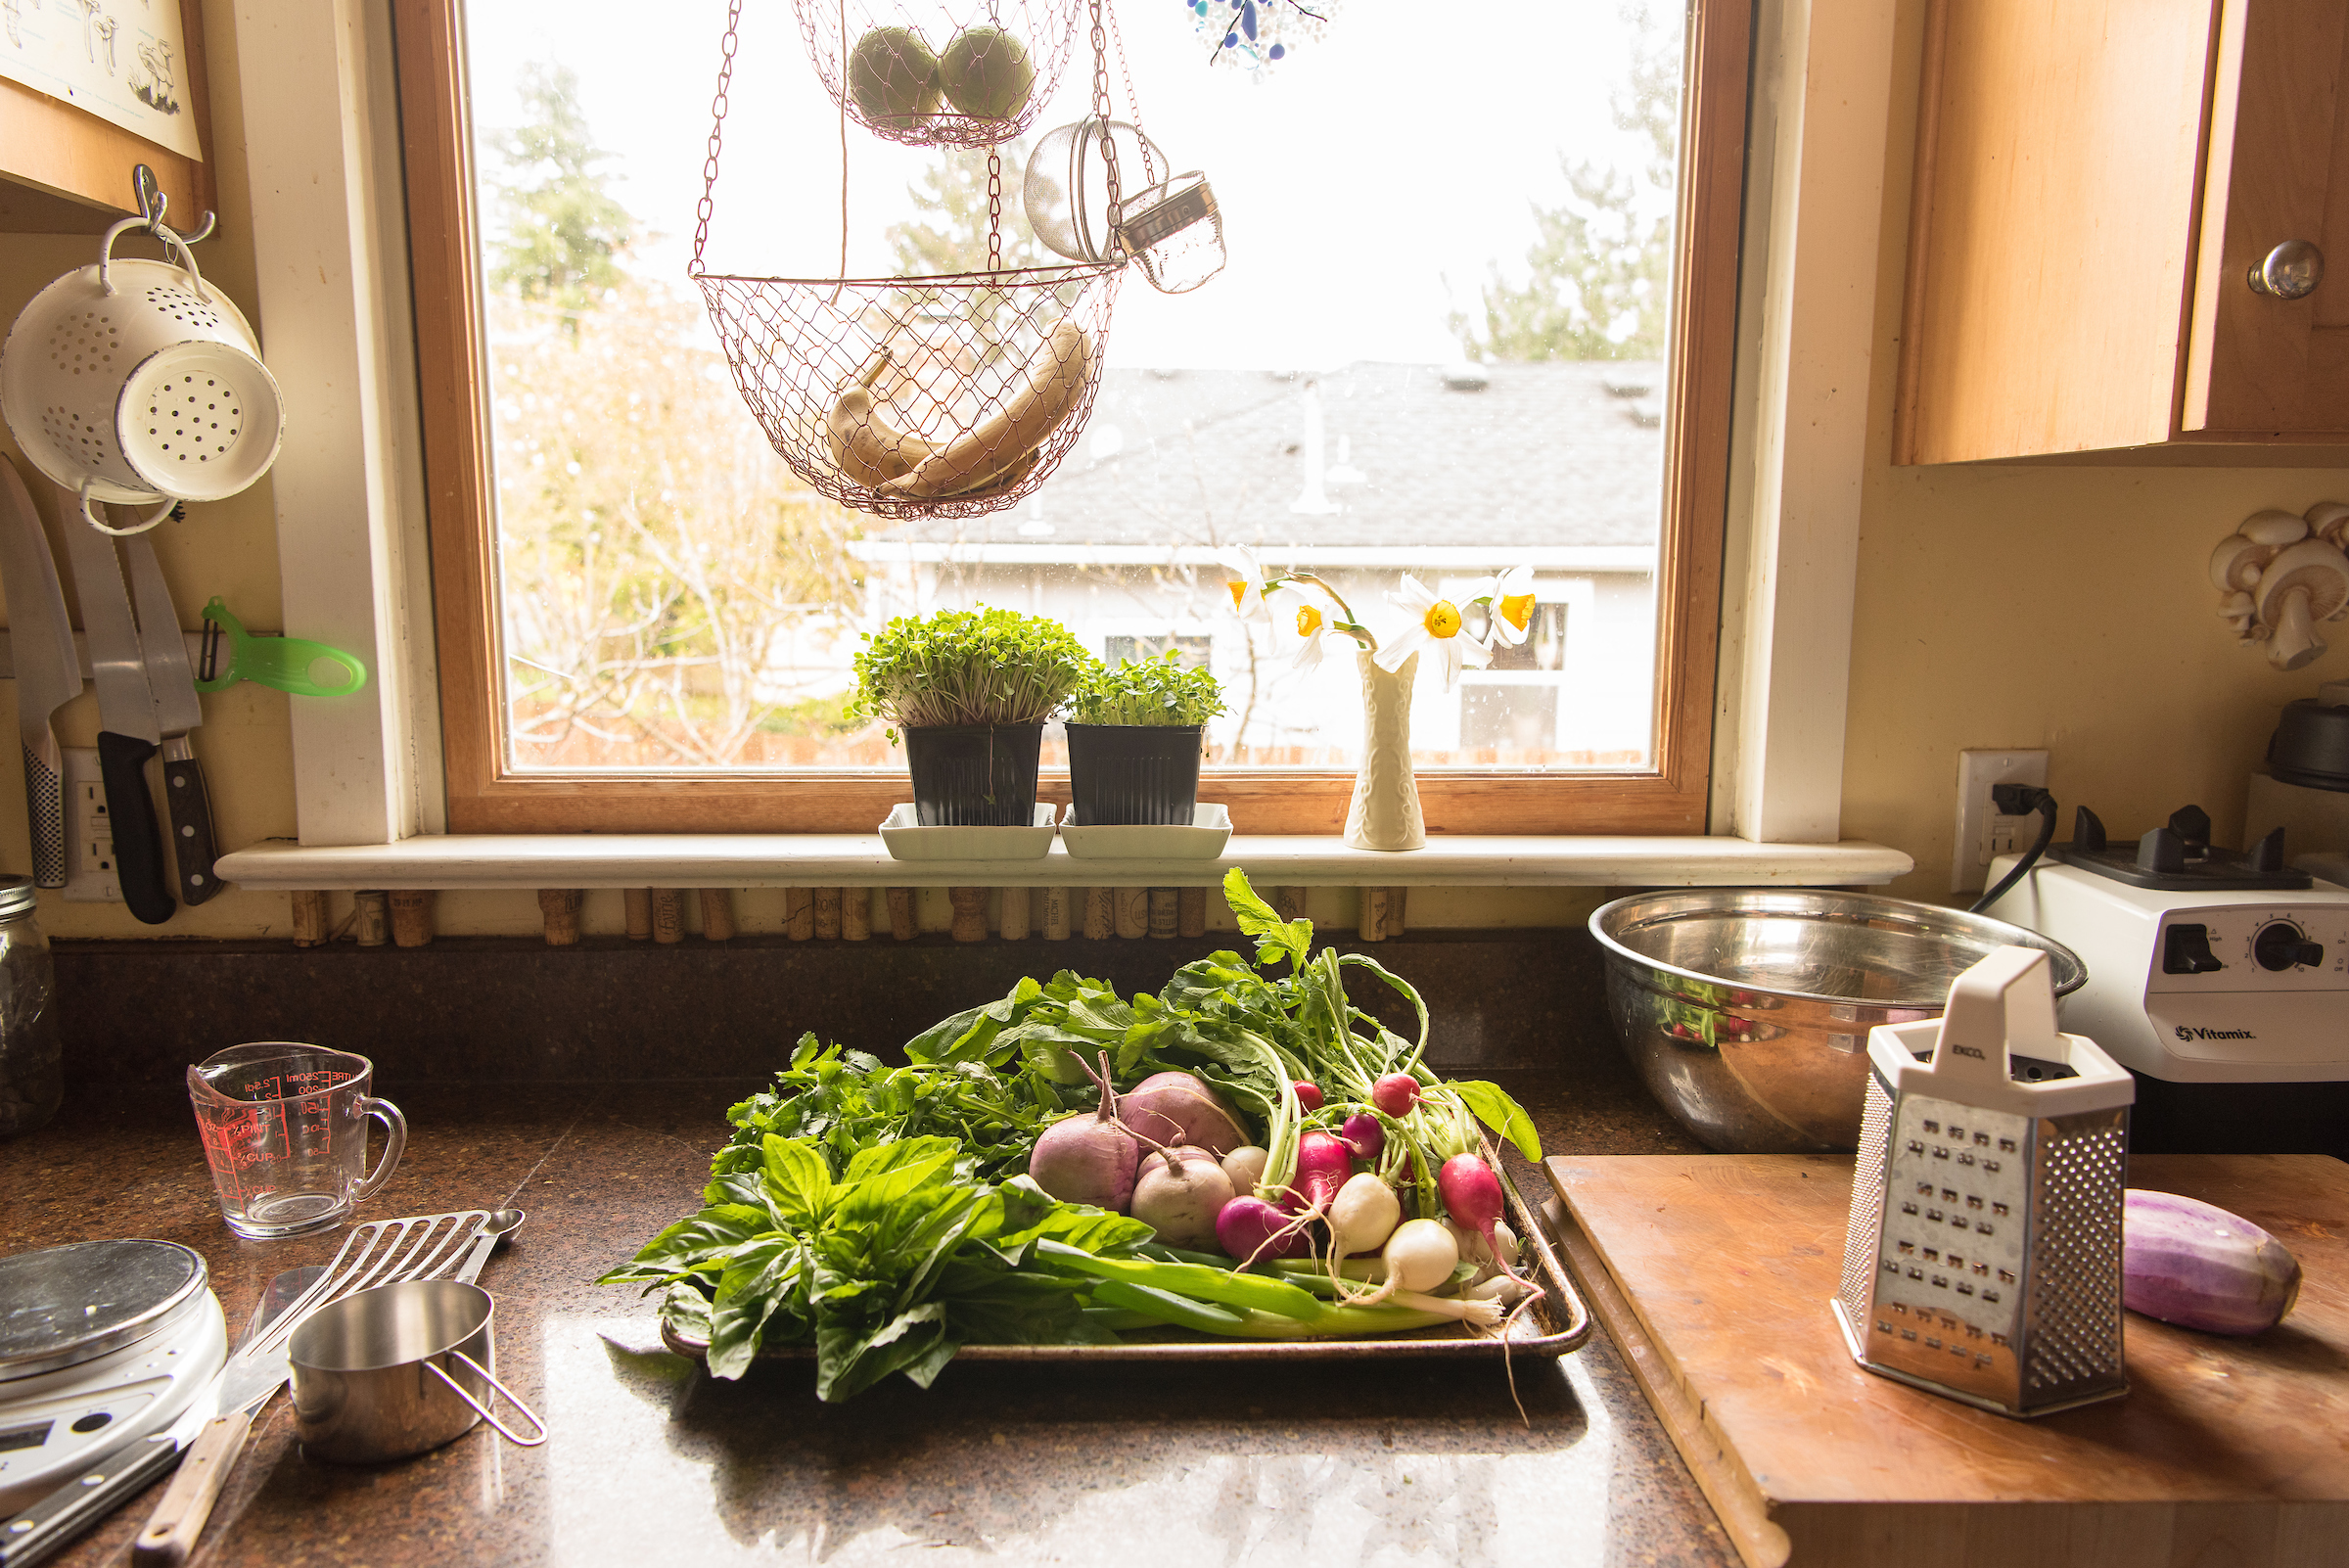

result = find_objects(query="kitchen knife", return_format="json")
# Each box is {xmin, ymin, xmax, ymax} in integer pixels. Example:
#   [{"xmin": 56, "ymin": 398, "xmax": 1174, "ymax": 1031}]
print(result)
[
  {"xmin": 129, "ymin": 1265, "xmax": 326, "ymax": 1568},
  {"xmin": 0, "ymin": 460, "xmax": 83, "ymax": 888},
  {"xmin": 120, "ymin": 536, "xmax": 221, "ymax": 904},
  {"xmin": 57, "ymin": 509, "xmax": 173, "ymax": 925},
  {"xmin": 0, "ymin": 1267, "xmax": 322, "ymax": 1568}
]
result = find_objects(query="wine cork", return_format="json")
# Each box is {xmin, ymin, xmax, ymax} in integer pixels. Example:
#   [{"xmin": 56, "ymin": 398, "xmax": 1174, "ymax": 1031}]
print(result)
[
  {"xmin": 700, "ymin": 889, "xmax": 737, "ymax": 942},
  {"xmin": 292, "ymin": 891, "xmax": 331, "ymax": 947},
  {"xmin": 888, "ymin": 887, "xmax": 917, "ymax": 941},
  {"xmin": 352, "ymin": 891, "xmax": 390, "ymax": 947},
  {"xmin": 785, "ymin": 887, "xmax": 814, "ymax": 942},
  {"xmin": 1041, "ymin": 885, "xmax": 1071, "ymax": 940},
  {"xmin": 624, "ymin": 889, "xmax": 653, "ymax": 941},
  {"xmin": 812, "ymin": 887, "xmax": 842, "ymax": 941},
  {"xmin": 1386, "ymin": 886, "xmax": 1407, "ymax": 936},
  {"xmin": 1115, "ymin": 887, "xmax": 1149, "ymax": 940},
  {"xmin": 998, "ymin": 886, "xmax": 1031, "ymax": 940},
  {"xmin": 390, "ymin": 890, "xmax": 434, "ymax": 947},
  {"xmin": 537, "ymin": 889, "xmax": 582, "ymax": 946},
  {"xmin": 843, "ymin": 887, "xmax": 872, "ymax": 941},
  {"xmin": 1177, "ymin": 886, "xmax": 1207, "ymax": 939},
  {"xmin": 1083, "ymin": 887, "xmax": 1113, "ymax": 940},
  {"xmin": 1359, "ymin": 887, "xmax": 1409, "ymax": 943},
  {"xmin": 949, "ymin": 887, "xmax": 989, "ymax": 943},
  {"xmin": 1148, "ymin": 888, "xmax": 1178, "ymax": 939},
  {"xmin": 1274, "ymin": 886, "xmax": 1309, "ymax": 922},
  {"xmin": 651, "ymin": 889, "xmax": 686, "ymax": 945}
]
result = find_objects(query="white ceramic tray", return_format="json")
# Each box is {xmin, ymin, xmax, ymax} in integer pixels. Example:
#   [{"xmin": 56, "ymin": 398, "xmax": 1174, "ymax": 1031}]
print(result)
[
  {"xmin": 879, "ymin": 803, "xmax": 1059, "ymax": 861},
  {"xmin": 1057, "ymin": 803, "xmax": 1232, "ymax": 860}
]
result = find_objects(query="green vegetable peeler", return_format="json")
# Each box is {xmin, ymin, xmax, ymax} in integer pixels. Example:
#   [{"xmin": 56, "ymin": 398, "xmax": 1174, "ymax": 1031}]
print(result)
[{"xmin": 196, "ymin": 598, "xmax": 368, "ymax": 696}]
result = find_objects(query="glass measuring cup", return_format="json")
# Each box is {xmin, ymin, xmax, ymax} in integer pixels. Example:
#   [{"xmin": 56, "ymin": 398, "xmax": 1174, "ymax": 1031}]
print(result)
[{"xmin": 187, "ymin": 1043, "xmax": 406, "ymax": 1239}]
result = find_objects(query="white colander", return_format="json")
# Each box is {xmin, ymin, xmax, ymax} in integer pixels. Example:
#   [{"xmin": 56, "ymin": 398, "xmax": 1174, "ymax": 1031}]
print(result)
[{"xmin": 0, "ymin": 219, "xmax": 285, "ymax": 535}]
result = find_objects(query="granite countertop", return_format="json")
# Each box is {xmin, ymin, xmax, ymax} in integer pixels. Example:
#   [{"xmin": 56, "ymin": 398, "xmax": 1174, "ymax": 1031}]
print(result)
[{"xmin": 0, "ymin": 1067, "xmax": 1730, "ymax": 1568}]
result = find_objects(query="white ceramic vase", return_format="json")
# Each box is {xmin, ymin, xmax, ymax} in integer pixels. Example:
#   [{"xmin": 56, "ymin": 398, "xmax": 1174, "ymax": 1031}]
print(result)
[{"xmin": 1345, "ymin": 650, "xmax": 1425, "ymax": 852}]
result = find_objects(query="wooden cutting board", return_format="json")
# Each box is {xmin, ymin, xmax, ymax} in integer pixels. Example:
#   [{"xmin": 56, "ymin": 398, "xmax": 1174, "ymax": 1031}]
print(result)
[{"xmin": 1543, "ymin": 1153, "xmax": 2349, "ymax": 1568}]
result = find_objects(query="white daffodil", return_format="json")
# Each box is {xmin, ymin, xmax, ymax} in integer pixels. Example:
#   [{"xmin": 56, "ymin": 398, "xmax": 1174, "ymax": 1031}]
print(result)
[
  {"xmin": 1483, "ymin": 565, "xmax": 1539, "ymax": 647},
  {"xmin": 1376, "ymin": 573, "xmax": 1493, "ymax": 691},
  {"xmin": 1216, "ymin": 544, "xmax": 1273, "ymax": 623},
  {"xmin": 1268, "ymin": 582, "xmax": 1357, "ymax": 673}
]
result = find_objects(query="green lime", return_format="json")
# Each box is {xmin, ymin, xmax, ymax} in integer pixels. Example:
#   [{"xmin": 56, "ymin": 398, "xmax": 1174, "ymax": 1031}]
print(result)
[
  {"xmin": 939, "ymin": 25, "xmax": 1035, "ymax": 122},
  {"xmin": 848, "ymin": 26, "xmax": 941, "ymax": 125}
]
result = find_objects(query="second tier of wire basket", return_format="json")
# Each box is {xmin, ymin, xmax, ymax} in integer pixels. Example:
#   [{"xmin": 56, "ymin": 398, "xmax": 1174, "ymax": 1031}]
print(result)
[{"xmin": 696, "ymin": 260, "xmax": 1123, "ymax": 520}]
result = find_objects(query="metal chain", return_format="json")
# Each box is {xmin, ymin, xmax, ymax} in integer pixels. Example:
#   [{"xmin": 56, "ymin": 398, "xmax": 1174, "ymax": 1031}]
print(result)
[
  {"xmin": 1103, "ymin": 0, "xmax": 1159, "ymax": 188},
  {"xmin": 1089, "ymin": 0, "xmax": 1122, "ymax": 255},
  {"xmin": 689, "ymin": 0, "xmax": 743, "ymax": 275},
  {"xmin": 988, "ymin": 150, "xmax": 1003, "ymax": 271}
]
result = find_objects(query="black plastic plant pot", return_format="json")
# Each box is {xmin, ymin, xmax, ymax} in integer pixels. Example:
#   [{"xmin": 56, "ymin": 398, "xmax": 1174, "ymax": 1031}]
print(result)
[
  {"xmin": 903, "ymin": 724, "xmax": 1045, "ymax": 826},
  {"xmin": 1065, "ymin": 723, "xmax": 1205, "ymax": 826}
]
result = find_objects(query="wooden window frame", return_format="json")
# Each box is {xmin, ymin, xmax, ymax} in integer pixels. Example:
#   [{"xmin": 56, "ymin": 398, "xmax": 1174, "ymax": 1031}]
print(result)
[{"xmin": 392, "ymin": 0, "xmax": 1748, "ymax": 836}]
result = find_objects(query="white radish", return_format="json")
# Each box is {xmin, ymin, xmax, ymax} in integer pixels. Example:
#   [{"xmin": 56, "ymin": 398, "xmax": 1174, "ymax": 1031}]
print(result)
[
  {"xmin": 1445, "ymin": 1218, "xmax": 1520, "ymax": 1280},
  {"xmin": 1328, "ymin": 1173, "xmax": 1403, "ymax": 1262},
  {"xmin": 1221, "ymin": 1145, "xmax": 1268, "ymax": 1199},
  {"xmin": 1381, "ymin": 1219, "xmax": 1460, "ymax": 1294}
]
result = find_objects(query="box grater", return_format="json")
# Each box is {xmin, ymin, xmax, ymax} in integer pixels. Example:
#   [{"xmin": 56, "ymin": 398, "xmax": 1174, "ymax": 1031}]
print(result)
[{"xmin": 1831, "ymin": 945, "xmax": 2135, "ymax": 1418}]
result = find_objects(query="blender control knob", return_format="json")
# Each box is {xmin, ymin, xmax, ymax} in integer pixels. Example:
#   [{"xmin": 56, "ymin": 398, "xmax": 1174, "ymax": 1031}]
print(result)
[{"xmin": 2253, "ymin": 921, "xmax": 2326, "ymax": 971}]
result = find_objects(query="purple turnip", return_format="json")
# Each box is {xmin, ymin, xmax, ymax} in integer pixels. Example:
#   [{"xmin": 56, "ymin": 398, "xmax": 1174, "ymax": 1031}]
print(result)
[
  {"xmin": 1131, "ymin": 1145, "xmax": 1236, "ymax": 1250},
  {"xmin": 2123, "ymin": 1189, "xmax": 2302, "ymax": 1336},
  {"xmin": 1027, "ymin": 1051, "xmax": 1142, "ymax": 1213},
  {"xmin": 1216, "ymin": 1194, "xmax": 1312, "ymax": 1262},
  {"xmin": 1120, "ymin": 1071, "xmax": 1250, "ymax": 1157}
]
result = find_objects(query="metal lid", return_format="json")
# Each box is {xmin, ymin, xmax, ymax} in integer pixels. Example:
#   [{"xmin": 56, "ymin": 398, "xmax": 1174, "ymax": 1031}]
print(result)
[
  {"xmin": 0, "ymin": 875, "xmax": 35, "ymax": 920},
  {"xmin": 0, "ymin": 1239, "xmax": 208, "ymax": 1380}
]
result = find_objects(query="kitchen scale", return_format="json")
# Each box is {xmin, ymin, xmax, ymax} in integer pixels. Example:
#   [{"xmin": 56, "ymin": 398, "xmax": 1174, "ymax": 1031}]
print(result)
[
  {"xmin": 1983, "ymin": 803, "xmax": 2349, "ymax": 1088},
  {"xmin": 0, "ymin": 1240, "xmax": 226, "ymax": 1516}
]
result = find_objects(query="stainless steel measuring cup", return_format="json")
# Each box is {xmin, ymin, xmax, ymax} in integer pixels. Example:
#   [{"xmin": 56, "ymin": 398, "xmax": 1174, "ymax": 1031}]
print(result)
[
  {"xmin": 288, "ymin": 1279, "xmax": 546, "ymax": 1463},
  {"xmin": 187, "ymin": 1041, "xmax": 405, "ymax": 1239}
]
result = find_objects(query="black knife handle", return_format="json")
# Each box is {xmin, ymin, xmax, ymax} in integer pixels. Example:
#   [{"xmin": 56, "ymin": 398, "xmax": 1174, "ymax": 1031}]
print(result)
[
  {"xmin": 22, "ymin": 743, "xmax": 65, "ymax": 889},
  {"xmin": 161, "ymin": 754, "xmax": 222, "ymax": 904},
  {"xmin": 97, "ymin": 732, "xmax": 174, "ymax": 925},
  {"xmin": 0, "ymin": 1431, "xmax": 179, "ymax": 1568}
]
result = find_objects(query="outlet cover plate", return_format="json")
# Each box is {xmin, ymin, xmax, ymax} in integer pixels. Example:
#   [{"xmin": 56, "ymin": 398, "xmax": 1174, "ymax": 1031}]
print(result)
[{"xmin": 1954, "ymin": 749, "xmax": 2050, "ymax": 893}]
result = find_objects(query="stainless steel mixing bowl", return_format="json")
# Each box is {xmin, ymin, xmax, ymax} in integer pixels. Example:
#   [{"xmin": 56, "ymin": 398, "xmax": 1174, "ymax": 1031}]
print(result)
[{"xmin": 1589, "ymin": 889, "xmax": 2088, "ymax": 1154}]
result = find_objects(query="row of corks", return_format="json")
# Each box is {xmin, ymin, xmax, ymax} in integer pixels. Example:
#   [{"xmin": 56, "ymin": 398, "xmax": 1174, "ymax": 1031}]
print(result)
[{"xmin": 289, "ymin": 886, "xmax": 1411, "ymax": 947}]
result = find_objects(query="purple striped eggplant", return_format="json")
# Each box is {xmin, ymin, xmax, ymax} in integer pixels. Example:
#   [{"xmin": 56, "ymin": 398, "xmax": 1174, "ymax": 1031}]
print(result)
[{"xmin": 2122, "ymin": 1189, "xmax": 2302, "ymax": 1337}]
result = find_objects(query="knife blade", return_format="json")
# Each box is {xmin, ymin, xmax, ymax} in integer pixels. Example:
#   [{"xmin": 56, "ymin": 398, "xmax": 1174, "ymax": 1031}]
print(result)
[
  {"xmin": 128, "ymin": 1265, "xmax": 326, "ymax": 1568},
  {"xmin": 0, "ymin": 1267, "xmax": 322, "ymax": 1568},
  {"xmin": 119, "ymin": 537, "xmax": 221, "ymax": 904},
  {"xmin": 0, "ymin": 460, "xmax": 83, "ymax": 889},
  {"xmin": 56, "ymin": 509, "xmax": 173, "ymax": 925}
]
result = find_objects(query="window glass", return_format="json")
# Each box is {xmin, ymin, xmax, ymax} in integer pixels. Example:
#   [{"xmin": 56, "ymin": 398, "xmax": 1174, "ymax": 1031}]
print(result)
[{"xmin": 460, "ymin": 0, "xmax": 1682, "ymax": 772}]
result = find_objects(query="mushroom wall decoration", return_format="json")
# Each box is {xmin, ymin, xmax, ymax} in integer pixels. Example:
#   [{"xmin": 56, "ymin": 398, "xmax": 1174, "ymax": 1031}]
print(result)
[{"xmin": 2211, "ymin": 505, "xmax": 2349, "ymax": 670}]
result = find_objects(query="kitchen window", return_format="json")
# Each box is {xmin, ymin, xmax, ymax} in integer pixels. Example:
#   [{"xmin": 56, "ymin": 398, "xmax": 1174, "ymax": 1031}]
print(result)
[{"xmin": 392, "ymin": 0, "xmax": 1749, "ymax": 835}]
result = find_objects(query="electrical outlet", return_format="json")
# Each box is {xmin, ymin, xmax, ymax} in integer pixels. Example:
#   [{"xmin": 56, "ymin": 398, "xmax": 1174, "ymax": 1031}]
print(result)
[
  {"xmin": 62, "ymin": 748, "xmax": 122, "ymax": 904},
  {"xmin": 1953, "ymin": 750, "xmax": 2050, "ymax": 892}
]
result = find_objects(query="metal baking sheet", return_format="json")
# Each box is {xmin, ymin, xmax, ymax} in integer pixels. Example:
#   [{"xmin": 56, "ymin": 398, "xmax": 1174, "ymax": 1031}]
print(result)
[{"xmin": 659, "ymin": 1161, "xmax": 1590, "ymax": 1367}]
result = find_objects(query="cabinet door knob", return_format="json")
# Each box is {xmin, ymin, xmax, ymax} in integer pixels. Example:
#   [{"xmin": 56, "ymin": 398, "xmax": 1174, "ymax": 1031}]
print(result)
[{"xmin": 2247, "ymin": 240, "xmax": 2325, "ymax": 300}]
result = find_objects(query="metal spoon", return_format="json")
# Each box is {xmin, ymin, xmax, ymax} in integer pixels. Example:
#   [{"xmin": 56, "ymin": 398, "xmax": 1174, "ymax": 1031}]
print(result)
[{"xmin": 455, "ymin": 1207, "xmax": 526, "ymax": 1285}]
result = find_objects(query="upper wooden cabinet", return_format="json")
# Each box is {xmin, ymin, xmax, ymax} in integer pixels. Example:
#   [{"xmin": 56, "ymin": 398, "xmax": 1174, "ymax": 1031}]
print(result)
[
  {"xmin": 0, "ymin": 0, "xmax": 212, "ymax": 235},
  {"xmin": 1897, "ymin": 0, "xmax": 2349, "ymax": 464}
]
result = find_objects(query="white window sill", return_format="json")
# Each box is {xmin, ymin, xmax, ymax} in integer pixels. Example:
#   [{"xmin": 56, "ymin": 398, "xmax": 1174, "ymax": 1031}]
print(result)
[{"xmin": 213, "ymin": 834, "xmax": 1912, "ymax": 891}]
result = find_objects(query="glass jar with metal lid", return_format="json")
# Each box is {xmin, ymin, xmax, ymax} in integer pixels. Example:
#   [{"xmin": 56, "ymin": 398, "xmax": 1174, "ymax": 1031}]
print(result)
[{"xmin": 0, "ymin": 874, "xmax": 59, "ymax": 1135}]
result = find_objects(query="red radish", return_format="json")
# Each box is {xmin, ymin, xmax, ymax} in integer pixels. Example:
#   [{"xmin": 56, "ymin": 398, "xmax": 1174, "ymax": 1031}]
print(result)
[
  {"xmin": 1027, "ymin": 1052, "xmax": 1142, "ymax": 1213},
  {"xmin": 1288, "ymin": 1130, "xmax": 1355, "ymax": 1217},
  {"xmin": 1216, "ymin": 1194, "xmax": 1312, "ymax": 1261},
  {"xmin": 1339, "ymin": 1112, "xmax": 1385, "ymax": 1163},
  {"xmin": 1120, "ymin": 1072, "xmax": 1250, "ymax": 1157},
  {"xmin": 1371, "ymin": 1073, "xmax": 1420, "ymax": 1117},
  {"xmin": 1292, "ymin": 1081, "xmax": 1324, "ymax": 1112},
  {"xmin": 1130, "ymin": 1145, "xmax": 1236, "ymax": 1250},
  {"xmin": 1438, "ymin": 1153, "xmax": 1529, "ymax": 1286}
]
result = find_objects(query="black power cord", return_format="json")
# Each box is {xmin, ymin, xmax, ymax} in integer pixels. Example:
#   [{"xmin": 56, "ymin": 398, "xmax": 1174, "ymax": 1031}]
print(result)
[{"xmin": 1968, "ymin": 784, "xmax": 2058, "ymax": 915}]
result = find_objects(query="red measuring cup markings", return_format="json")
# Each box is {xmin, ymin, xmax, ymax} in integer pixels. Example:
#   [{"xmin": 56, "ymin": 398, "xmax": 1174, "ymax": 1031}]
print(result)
[{"xmin": 187, "ymin": 1044, "xmax": 405, "ymax": 1240}]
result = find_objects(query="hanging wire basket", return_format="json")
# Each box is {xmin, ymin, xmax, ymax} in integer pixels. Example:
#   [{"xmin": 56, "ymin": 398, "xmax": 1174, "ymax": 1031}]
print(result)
[
  {"xmin": 791, "ymin": 0, "xmax": 1087, "ymax": 149},
  {"xmin": 695, "ymin": 261, "xmax": 1123, "ymax": 520}
]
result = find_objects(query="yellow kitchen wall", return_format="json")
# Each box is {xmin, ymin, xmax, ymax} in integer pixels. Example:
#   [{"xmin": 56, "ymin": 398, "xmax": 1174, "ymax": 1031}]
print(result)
[{"xmin": 1841, "ymin": 0, "xmax": 2349, "ymax": 906}]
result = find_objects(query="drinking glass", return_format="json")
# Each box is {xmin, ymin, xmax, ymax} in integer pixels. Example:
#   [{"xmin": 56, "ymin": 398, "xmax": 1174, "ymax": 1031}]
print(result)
[{"xmin": 187, "ymin": 1042, "xmax": 406, "ymax": 1239}]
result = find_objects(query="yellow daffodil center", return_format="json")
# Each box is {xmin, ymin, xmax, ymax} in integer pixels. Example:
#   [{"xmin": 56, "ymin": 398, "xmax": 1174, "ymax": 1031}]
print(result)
[
  {"xmin": 1423, "ymin": 599, "xmax": 1463, "ymax": 639},
  {"xmin": 1227, "ymin": 578, "xmax": 1249, "ymax": 611},
  {"xmin": 1296, "ymin": 604, "xmax": 1324, "ymax": 637},
  {"xmin": 1498, "ymin": 591, "xmax": 1536, "ymax": 631}
]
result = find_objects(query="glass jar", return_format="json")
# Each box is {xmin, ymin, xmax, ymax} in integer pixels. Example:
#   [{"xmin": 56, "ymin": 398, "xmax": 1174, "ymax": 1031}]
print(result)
[{"xmin": 0, "ymin": 876, "xmax": 60, "ymax": 1136}]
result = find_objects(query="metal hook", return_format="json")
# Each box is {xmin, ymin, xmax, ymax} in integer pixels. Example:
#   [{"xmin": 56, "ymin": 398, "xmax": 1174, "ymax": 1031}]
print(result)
[{"xmin": 129, "ymin": 163, "xmax": 215, "ymax": 245}]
